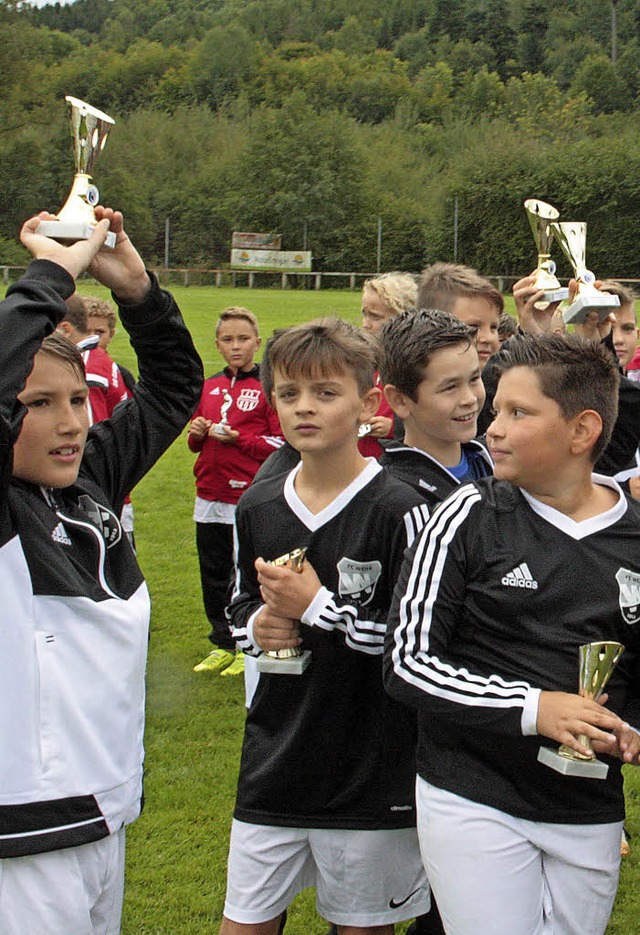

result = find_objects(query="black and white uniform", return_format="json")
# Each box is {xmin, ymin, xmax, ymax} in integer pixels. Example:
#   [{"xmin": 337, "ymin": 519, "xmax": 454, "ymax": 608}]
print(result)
[
  {"xmin": 225, "ymin": 460, "xmax": 431, "ymax": 924},
  {"xmin": 380, "ymin": 437, "xmax": 493, "ymax": 509},
  {"xmin": 385, "ymin": 475, "xmax": 640, "ymax": 935},
  {"xmin": 0, "ymin": 261, "xmax": 202, "ymax": 860}
]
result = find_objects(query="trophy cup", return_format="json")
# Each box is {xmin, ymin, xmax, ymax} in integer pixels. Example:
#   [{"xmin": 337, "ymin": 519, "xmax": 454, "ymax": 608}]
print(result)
[
  {"xmin": 551, "ymin": 221, "xmax": 620, "ymax": 325},
  {"xmin": 538, "ymin": 641, "xmax": 624, "ymax": 780},
  {"xmin": 38, "ymin": 96, "xmax": 116, "ymax": 249},
  {"xmin": 256, "ymin": 547, "xmax": 312, "ymax": 675},
  {"xmin": 211, "ymin": 389, "xmax": 233, "ymax": 436},
  {"xmin": 523, "ymin": 199, "xmax": 569, "ymax": 303}
]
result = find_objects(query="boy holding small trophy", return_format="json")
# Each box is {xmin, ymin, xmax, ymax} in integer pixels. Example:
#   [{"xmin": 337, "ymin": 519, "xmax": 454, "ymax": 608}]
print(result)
[
  {"xmin": 221, "ymin": 318, "xmax": 432, "ymax": 935},
  {"xmin": 386, "ymin": 333, "xmax": 640, "ymax": 935}
]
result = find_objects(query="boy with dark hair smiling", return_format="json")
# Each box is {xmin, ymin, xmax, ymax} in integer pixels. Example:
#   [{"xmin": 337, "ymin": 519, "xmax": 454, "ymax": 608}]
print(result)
[
  {"xmin": 386, "ymin": 333, "xmax": 640, "ymax": 935},
  {"xmin": 221, "ymin": 318, "xmax": 431, "ymax": 935},
  {"xmin": 379, "ymin": 309, "xmax": 492, "ymax": 510}
]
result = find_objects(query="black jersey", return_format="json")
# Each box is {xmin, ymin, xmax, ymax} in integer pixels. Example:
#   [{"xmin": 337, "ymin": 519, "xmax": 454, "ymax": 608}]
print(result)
[
  {"xmin": 380, "ymin": 438, "xmax": 493, "ymax": 511},
  {"xmin": 385, "ymin": 475, "xmax": 640, "ymax": 825},
  {"xmin": 228, "ymin": 460, "xmax": 429, "ymax": 830}
]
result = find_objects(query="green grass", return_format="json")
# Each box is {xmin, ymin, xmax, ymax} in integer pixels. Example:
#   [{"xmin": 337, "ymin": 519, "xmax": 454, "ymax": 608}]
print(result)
[{"xmin": 4, "ymin": 281, "xmax": 640, "ymax": 932}]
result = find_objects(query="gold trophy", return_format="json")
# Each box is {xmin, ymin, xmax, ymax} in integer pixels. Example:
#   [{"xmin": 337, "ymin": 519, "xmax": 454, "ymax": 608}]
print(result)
[
  {"xmin": 551, "ymin": 221, "xmax": 620, "ymax": 325},
  {"xmin": 211, "ymin": 389, "xmax": 233, "ymax": 436},
  {"xmin": 523, "ymin": 199, "xmax": 569, "ymax": 303},
  {"xmin": 38, "ymin": 96, "xmax": 116, "ymax": 249},
  {"xmin": 538, "ymin": 641, "xmax": 624, "ymax": 780},
  {"xmin": 256, "ymin": 547, "xmax": 312, "ymax": 675}
]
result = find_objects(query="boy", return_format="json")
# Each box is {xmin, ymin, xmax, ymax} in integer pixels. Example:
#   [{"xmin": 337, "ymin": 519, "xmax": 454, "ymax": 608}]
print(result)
[
  {"xmin": 222, "ymin": 318, "xmax": 431, "ymax": 935},
  {"xmin": 379, "ymin": 309, "xmax": 492, "ymax": 510},
  {"xmin": 359, "ymin": 272, "xmax": 417, "ymax": 458},
  {"xmin": 0, "ymin": 208, "xmax": 202, "ymax": 934},
  {"xmin": 190, "ymin": 307, "xmax": 283, "ymax": 677},
  {"xmin": 385, "ymin": 333, "xmax": 640, "ymax": 935},
  {"xmin": 417, "ymin": 262, "xmax": 502, "ymax": 369},
  {"xmin": 599, "ymin": 281, "xmax": 640, "ymax": 379},
  {"xmin": 58, "ymin": 294, "xmax": 129, "ymax": 424}
]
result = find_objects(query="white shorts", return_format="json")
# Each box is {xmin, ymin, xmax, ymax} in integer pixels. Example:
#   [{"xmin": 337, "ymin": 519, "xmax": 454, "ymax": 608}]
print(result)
[
  {"xmin": 0, "ymin": 830, "xmax": 126, "ymax": 935},
  {"xmin": 416, "ymin": 778, "xmax": 622, "ymax": 935},
  {"xmin": 224, "ymin": 819, "xmax": 430, "ymax": 926}
]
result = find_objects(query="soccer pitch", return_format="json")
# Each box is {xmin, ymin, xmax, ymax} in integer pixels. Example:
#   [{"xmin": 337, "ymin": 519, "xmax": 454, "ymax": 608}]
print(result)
[{"xmin": 5, "ymin": 281, "xmax": 638, "ymax": 932}]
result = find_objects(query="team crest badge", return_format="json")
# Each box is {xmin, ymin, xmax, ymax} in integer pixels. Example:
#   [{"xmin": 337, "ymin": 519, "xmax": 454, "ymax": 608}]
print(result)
[
  {"xmin": 78, "ymin": 495, "xmax": 123, "ymax": 548},
  {"xmin": 615, "ymin": 567, "xmax": 640, "ymax": 625},
  {"xmin": 237, "ymin": 388, "xmax": 261, "ymax": 412},
  {"xmin": 337, "ymin": 557, "xmax": 382, "ymax": 606}
]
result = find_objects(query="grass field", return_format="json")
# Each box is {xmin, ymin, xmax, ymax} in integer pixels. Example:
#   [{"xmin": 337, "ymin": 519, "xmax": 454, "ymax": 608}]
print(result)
[{"xmin": 6, "ymin": 280, "xmax": 640, "ymax": 933}]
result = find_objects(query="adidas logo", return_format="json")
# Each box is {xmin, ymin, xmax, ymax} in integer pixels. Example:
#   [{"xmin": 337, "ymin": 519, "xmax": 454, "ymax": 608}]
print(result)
[
  {"xmin": 51, "ymin": 522, "xmax": 72, "ymax": 546},
  {"xmin": 501, "ymin": 562, "xmax": 538, "ymax": 590}
]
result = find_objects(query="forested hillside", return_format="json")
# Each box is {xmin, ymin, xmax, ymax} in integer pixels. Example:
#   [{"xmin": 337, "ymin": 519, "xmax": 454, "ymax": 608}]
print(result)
[{"xmin": 3, "ymin": 0, "xmax": 640, "ymax": 276}]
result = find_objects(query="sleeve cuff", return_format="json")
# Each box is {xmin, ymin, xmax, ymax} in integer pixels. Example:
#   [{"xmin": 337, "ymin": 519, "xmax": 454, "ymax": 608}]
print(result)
[
  {"xmin": 521, "ymin": 687, "xmax": 541, "ymax": 736},
  {"xmin": 300, "ymin": 586, "xmax": 334, "ymax": 627},
  {"xmin": 246, "ymin": 606, "xmax": 264, "ymax": 653}
]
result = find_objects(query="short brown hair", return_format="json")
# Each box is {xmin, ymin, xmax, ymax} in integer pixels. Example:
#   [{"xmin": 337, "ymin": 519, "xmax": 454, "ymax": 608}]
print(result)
[
  {"xmin": 417, "ymin": 263, "xmax": 504, "ymax": 316},
  {"xmin": 493, "ymin": 333, "xmax": 619, "ymax": 464},
  {"xmin": 599, "ymin": 280, "xmax": 637, "ymax": 308},
  {"xmin": 39, "ymin": 332, "xmax": 86, "ymax": 382},
  {"xmin": 63, "ymin": 294, "xmax": 88, "ymax": 333},
  {"xmin": 216, "ymin": 306, "xmax": 260, "ymax": 336},
  {"xmin": 267, "ymin": 318, "xmax": 378, "ymax": 396}
]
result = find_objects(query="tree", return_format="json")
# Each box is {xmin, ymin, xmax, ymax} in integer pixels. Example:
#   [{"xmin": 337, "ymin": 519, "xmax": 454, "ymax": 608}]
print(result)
[
  {"xmin": 190, "ymin": 24, "xmax": 257, "ymax": 111},
  {"xmin": 517, "ymin": 1, "xmax": 547, "ymax": 75},
  {"xmin": 570, "ymin": 53, "xmax": 632, "ymax": 113}
]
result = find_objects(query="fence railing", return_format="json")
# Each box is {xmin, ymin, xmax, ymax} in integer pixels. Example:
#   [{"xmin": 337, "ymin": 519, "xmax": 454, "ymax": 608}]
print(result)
[{"xmin": 3, "ymin": 265, "xmax": 640, "ymax": 293}]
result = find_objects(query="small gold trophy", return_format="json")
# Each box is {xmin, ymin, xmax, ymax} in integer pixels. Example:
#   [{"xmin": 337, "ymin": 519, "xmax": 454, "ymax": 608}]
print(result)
[
  {"xmin": 211, "ymin": 389, "xmax": 233, "ymax": 436},
  {"xmin": 551, "ymin": 221, "xmax": 620, "ymax": 325},
  {"xmin": 538, "ymin": 641, "xmax": 624, "ymax": 780},
  {"xmin": 256, "ymin": 547, "xmax": 312, "ymax": 675},
  {"xmin": 523, "ymin": 199, "xmax": 569, "ymax": 303},
  {"xmin": 38, "ymin": 96, "xmax": 116, "ymax": 249}
]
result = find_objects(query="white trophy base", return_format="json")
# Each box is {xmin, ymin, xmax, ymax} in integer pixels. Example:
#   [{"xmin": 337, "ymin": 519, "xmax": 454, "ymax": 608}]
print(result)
[
  {"xmin": 257, "ymin": 650, "xmax": 312, "ymax": 675},
  {"xmin": 37, "ymin": 220, "xmax": 116, "ymax": 250},
  {"xmin": 211, "ymin": 423, "xmax": 230, "ymax": 436},
  {"xmin": 563, "ymin": 293, "xmax": 620, "ymax": 325},
  {"xmin": 537, "ymin": 745, "xmax": 609, "ymax": 779},
  {"xmin": 542, "ymin": 287, "xmax": 569, "ymax": 303}
]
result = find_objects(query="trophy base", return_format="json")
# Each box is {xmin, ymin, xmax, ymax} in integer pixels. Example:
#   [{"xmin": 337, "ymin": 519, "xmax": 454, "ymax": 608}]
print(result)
[
  {"xmin": 541, "ymin": 287, "xmax": 569, "ymax": 303},
  {"xmin": 257, "ymin": 650, "xmax": 312, "ymax": 675},
  {"xmin": 37, "ymin": 220, "xmax": 116, "ymax": 250},
  {"xmin": 211, "ymin": 423, "xmax": 230, "ymax": 436},
  {"xmin": 537, "ymin": 746, "xmax": 609, "ymax": 779},
  {"xmin": 562, "ymin": 293, "xmax": 620, "ymax": 325}
]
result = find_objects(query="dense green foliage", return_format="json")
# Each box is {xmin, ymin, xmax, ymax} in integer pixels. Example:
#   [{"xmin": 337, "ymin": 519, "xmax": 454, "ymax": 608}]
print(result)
[{"xmin": 4, "ymin": 0, "xmax": 640, "ymax": 274}]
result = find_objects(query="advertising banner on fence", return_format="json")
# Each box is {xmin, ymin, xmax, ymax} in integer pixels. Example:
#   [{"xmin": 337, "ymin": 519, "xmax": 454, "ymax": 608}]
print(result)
[
  {"xmin": 232, "ymin": 232, "xmax": 282, "ymax": 250},
  {"xmin": 230, "ymin": 249, "xmax": 313, "ymax": 272}
]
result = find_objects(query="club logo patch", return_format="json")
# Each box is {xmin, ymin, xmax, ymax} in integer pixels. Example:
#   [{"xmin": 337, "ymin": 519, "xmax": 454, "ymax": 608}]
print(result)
[
  {"xmin": 615, "ymin": 567, "xmax": 640, "ymax": 625},
  {"xmin": 78, "ymin": 495, "xmax": 122, "ymax": 548},
  {"xmin": 337, "ymin": 557, "xmax": 382, "ymax": 606},
  {"xmin": 237, "ymin": 388, "xmax": 261, "ymax": 412}
]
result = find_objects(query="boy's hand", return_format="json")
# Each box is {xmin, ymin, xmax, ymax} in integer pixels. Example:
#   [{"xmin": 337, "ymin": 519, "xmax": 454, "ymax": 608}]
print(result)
[
  {"xmin": 253, "ymin": 606, "xmax": 300, "ymax": 652},
  {"xmin": 573, "ymin": 309, "xmax": 614, "ymax": 343},
  {"xmin": 537, "ymin": 690, "xmax": 625, "ymax": 758},
  {"xmin": 86, "ymin": 206, "xmax": 151, "ymax": 304},
  {"xmin": 255, "ymin": 556, "xmax": 321, "ymax": 619},
  {"xmin": 512, "ymin": 272, "xmax": 560, "ymax": 335},
  {"xmin": 20, "ymin": 212, "xmax": 111, "ymax": 280},
  {"xmin": 368, "ymin": 415, "xmax": 393, "ymax": 438},
  {"xmin": 189, "ymin": 417, "xmax": 212, "ymax": 439},
  {"xmin": 210, "ymin": 425, "xmax": 239, "ymax": 443},
  {"xmin": 593, "ymin": 726, "xmax": 640, "ymax": 765}
]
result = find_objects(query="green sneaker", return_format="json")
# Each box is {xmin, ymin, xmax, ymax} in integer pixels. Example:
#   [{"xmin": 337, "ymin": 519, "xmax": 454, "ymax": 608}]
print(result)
[
  {"xmin": 193, "ymin": 648, "xmax": 235, "ymax": 674},
  {"xmin": 220, "ymin": 652, "xmax": 245, "ymax": 677}
]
